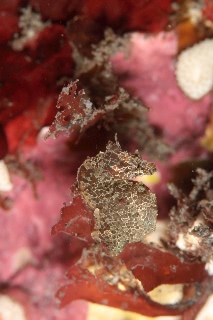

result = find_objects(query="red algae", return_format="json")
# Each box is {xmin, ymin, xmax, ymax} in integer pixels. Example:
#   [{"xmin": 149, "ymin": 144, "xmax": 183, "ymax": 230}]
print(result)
[
  {"xmin": 81, "ymin": 0, "xmax": 173, "ymax": 32},
  {"xmin": 56, "ymin": 245, "xmax": 206, "ymax": 316},
  {"xmin": 57, "ymin": 266, "xmax": 183, "ymax": 316},
  {"xmin": 46, "ymin": 81, "xmax": 104, "ymax": 141},
  {"xmin": 51, "ymin": 195, "xmax": 94, "ymax": 244},
  {"xmin": 0, "ymin": 12, "xmax": 19, "ymax": 42},
  {"xmin": 30, "ymin": 0, "xmax": 173, "ymax": 32},
  {"xmin": 120, "ymin": 243, "xmax": 207, "ymax": 292},
  {"xmin": 0, "ymin": 23, "xmax": 74, "ymax": 152},
  {"xmin": 202, "ymin": 0, "xmax": 213, "ymax": 23},
  {"xmin": 30, "ymin": 0, "xmax": 80, "ymax": 21},
  {"xmin": 0, "ymin": 0, "xmax": 23, "ymax": 12},
  {"xmin": 0, "ymin": 125, "xmax": 8, "ymax": 159}
]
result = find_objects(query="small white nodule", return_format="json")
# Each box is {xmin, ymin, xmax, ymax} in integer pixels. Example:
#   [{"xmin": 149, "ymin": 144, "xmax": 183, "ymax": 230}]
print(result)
[
  {"xmin": 0, "ymin": 295, "xmax": 26, "ymax": 320},
  {"xmin": 0, "ymin": 160, "xmax": 13, "ymax": 192},
  {"xmin": 205, "ymin": 259, "xmax": 213, "ymax": 276}
]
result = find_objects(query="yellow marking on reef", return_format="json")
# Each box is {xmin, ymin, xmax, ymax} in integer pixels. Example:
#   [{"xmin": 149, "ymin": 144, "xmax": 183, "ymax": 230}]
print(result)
[
  {"xmin": 134, "ymin": 171, "xmax": 161, "ymax": 187},
  {"xmin": 201, "ymin": 126, "xmax": 213, "ymax": 151},
  {"xmin": 148, "ymin": 284, "xmax": 184, "ymax": 305},
  {"xmin": 87, "ymin": 302, "xmax": 181, "ymax": 320},
  {"xmin": 201, "ymin": 111, "xmax": 213, "ymax": 151}
]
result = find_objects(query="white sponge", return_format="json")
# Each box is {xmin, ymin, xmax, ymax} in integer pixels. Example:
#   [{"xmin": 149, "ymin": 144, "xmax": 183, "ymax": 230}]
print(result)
[{"xmin": 176, "ymin": 39, "xmax": 213, "ymax": 99}]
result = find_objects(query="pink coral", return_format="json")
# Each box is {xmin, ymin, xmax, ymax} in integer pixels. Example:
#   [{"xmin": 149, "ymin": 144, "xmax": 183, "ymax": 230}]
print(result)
[
  {"xmin": 112, "ymin": 31, "xmax": 212, "ymax": 152},
  {"xmin": 0, "ymin": 132, "xmax": 76, "ymax": 280}
]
